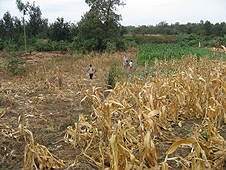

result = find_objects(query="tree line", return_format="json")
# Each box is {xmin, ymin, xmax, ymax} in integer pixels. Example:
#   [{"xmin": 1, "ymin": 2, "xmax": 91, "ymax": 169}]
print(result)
[
  {"xmin": 127, "ymin": 20, "xmax": 226, "ymax": 37},
  {"xmin": 0, "ymin": 0, "xmax": 225, "ymax": 53},
  {"xmin": 125, "ymin": 21, "xmax": 226, "ymax": 47},
  {"xmin": 0, "ymin": 0, "xmax": 127, "ymax": 53}
]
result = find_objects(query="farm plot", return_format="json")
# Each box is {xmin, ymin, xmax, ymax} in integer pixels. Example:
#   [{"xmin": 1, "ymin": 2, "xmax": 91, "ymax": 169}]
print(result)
[
  {"xmin": 0, "ymin": 49, "xmax": 226, "ymax": 170},
  {"xmin": 137, "ymin": 44, "xmax": 214, "ymax": 65},
  {"xmin": 64, "ymin": 55, "xmax": 226, "ymax": 170}
]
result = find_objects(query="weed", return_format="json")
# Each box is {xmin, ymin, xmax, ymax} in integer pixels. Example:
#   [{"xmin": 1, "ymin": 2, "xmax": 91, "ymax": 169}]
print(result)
[
  {"xmin": 39, "ymin": 72, "xmax": 45, "ymax": 80},
  {"xmin": 0, "ymin": 94, "xmax": 5, "ymax": 106},
  {"xmin": 106, "ymin": 42, "xmax": 116, "ymax": 56},
  {"xmin": 106, "ymin": 62, "xmax": 120, "ymax": 89}
]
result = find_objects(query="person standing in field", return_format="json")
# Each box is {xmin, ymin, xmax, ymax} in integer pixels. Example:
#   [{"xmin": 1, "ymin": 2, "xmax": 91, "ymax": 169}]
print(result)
[
  {"xmin": 88, "ymin": 64, "xmax": 95, "ymax": 79},
  {"xmin": 125, "ymin": 60, "xmax": 129, "ymax": 68},
  {"xmin": 129, "ymin": 60, "xmax": 133, "ymax": 69},
  {"xmin": 123, "ymin": 55, "xmax": 128, "ymax": 67}
]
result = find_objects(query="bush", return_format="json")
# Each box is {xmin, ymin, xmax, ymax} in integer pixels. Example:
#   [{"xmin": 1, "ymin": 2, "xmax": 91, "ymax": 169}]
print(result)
[
  {"xmin": 4, "ymin": 52, "xmax": 26, "ymax": 76},
  {"xmin": 106, "ymin": 62, "xmax": 121, "ymax": 89},
  {"xmin": 116, "ymin": 39, "xmax": 127, "ymax": 51},
  {"xmin": 3, "ymin": 38, "xmax": 19, "ymax": 52}
]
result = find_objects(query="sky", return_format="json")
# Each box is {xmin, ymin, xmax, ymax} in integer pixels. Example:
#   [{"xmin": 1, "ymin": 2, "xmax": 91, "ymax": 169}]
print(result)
[{"xmin": 0, "ymin": 0, "xmax": 226, "ymax": 26}]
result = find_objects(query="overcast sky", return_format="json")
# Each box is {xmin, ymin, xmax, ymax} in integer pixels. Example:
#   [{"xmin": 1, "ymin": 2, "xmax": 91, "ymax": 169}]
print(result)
[{"xmin": 0, "ymin": 0, "xmax": 226, "ymax": 26}]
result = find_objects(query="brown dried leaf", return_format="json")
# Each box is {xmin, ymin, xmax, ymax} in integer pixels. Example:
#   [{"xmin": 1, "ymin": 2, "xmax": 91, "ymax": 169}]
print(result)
[{"xmin": 166, "ymin": 137, "xmax": 197, "ymax": 155}]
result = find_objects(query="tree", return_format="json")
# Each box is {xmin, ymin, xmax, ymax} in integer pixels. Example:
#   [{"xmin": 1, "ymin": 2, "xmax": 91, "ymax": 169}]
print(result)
[
  {"xmin": 27, "ymin": 2, "xmax": 43, "ymax": 37},
  {"xmin": 212, "ymin": 23, "xmax": 223, "ymax": 36},
  {"xmin": 13, "ymin": 16, "xmax": 23, "ymax": 41},
  {"xmin": 76, "ymin": 0, "xmax": 126, "ymax": 52},
  {"xmin": 221, "ymin": 22, "xmax": 226, "ymax": 36},
  {"xmin": 76, "ymin": 8, "xmax": 104, "ymax": 51},
  {"xmin": 204, "ymin": 21, "xmax": 212, "ymax": 36},
  {"xmin": 70, "ymin": 23, "xmax": 79, "ymax": 38},
  {"xmin": 0, "ymin": 12, "xmax": 23, "ymax": 50},
  {"xmin": 1, "ymin": 12, "xmax": 14, "ymax": 39},
  {"xmin": 49, "ymin": 17, "xmax": 71, "ymax": 41},
  {"xmin": 16, "ymin": 0, "xmax": 30, "ymax": 51}
]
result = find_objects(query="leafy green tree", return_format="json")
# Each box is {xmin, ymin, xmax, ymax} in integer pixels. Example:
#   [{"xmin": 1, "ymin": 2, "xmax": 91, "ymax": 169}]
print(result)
[
  {"xmin": 76, "ymin": 8, "xmax": 104, "ymax": 52},
  {"xmin": 220, "ymin": 22, "xmax": 226, "ymax": 36},
  {"xmin": 49, "ymin": 17, "xmax": 71, "ymax": 41},
  {"xmin": 16, "ymin": 0, "xmax": 30, "ymax": 51},
  {"xmin": 0, "ymin": 12, "xmax": 23, "ymax": 50},
  {"xmin": 155, "ymin": 21, "xmax": 168, "ymax": 34},
  {"xmin": 27, "ymin": 2, "xmax": 45, "ymax": 37},
  {"xmin": 13, "ymin": 16, "xmax": 23, "ymax": 42},
  {"xmin": 70, "ymin": 23, "xmax": 79, "ymax": 38},
  {"xmin": 120, "ymin": 25, "xmax": 128, "ymax": 35},
  {"xmin": 76, "ymin": 0, "xmax": 126, "ymax": 52},
  {"xmin": 0, "ymin": 19, "xmax": 4, "ymax": 40},
  {"xmin": 212, "ymin": 23, "xmax": 223, "ymax": 36},
  {"xmin": 1, "ymin": 12, "xmax": 14, "ymax": 39},
  {"xmin": 204, "ymin": 21, "xmax": 212, "ymax": 36}
]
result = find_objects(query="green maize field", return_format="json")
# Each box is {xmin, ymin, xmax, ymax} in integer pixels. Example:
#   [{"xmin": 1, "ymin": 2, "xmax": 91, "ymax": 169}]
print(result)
[{"xmin": 138, "ymin": 44, "xmax": 214, "ymax": 65}]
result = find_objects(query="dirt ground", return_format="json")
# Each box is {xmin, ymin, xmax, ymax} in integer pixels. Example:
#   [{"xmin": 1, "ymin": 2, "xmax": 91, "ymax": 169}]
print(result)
[{"xmin": 0, "ymin": 49, "xmax": 225, "ymax": 170}]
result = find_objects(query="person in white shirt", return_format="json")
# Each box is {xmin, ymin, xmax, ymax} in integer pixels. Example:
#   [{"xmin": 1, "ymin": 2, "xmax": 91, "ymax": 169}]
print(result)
[
  {"xmin": 88, "ymin": 64, "xmax": 94, "ymax": 79},
  {"xmin": 129, "ymin": 60, "xmax": 133, "ymax": 69}
]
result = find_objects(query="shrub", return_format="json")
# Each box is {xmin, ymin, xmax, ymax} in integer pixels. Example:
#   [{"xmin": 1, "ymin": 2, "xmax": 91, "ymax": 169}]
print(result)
[
  {"xmin": 3, "ymin": 38, "xmax": 18, "ymax": 52},
  {"xmin": 106, "ymin": 62, "xmax": 119, "ymax": 89},
  {"xmin": 4, "ymin": 52, "xmax": 26, "ymax": 76}
]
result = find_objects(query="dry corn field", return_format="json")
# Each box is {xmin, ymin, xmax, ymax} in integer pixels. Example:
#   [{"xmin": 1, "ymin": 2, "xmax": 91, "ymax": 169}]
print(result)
[{"xmin": 0, "ymin": 48, "xmax": 226, "ymax": 170}]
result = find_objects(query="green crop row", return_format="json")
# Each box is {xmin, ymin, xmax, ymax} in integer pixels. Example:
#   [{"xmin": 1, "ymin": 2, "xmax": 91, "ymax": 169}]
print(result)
[{"xmin": 138, "ymin": 44, "xmax": 213, "ymax": 65}]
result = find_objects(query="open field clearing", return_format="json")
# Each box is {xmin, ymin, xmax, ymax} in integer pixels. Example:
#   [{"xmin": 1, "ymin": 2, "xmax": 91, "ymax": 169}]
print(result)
[{"xmin": 0, "ymin": 48, "xmax": 226, "ymax": 170}]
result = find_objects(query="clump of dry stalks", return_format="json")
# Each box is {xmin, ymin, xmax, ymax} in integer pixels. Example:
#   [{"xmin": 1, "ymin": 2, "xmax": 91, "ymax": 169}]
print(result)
[
  {"xmin": 1, "ymin": 52, "xmax": 226, "ymax": 169},
  {"xmin": 63, "ymin": 55, "xmax": 226, "ymax": 169}
]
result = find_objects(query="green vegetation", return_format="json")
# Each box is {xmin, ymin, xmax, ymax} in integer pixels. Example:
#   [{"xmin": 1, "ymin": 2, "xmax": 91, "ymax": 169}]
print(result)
[
  {"xmin": 127, "ymin": 21, "xmax": 226, "ymax": 39},
  {"xmin": 123, "ymin": 34, "xmax": 176, "ymax": 44},
  {"xmin": 106, "ymin": 63, "xmax": 119, "ymax": 89},
  {"xmin": 4, "ymin": 52, "xmax": 26, "ymax": 76},
  {"xmin": 73, "ymin": 0, "xmax": 126, "ymax": 52},
  {"xmin": 1, "ymin": 1, "xmax": 226, "ymax": 55},
  {"xmin": 137, "ymin": 44, "xmax": 214, "ymax": 65},
  {"xmin": 1, "ymin": 0, "xmax": 127, "ymax": 53}
]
